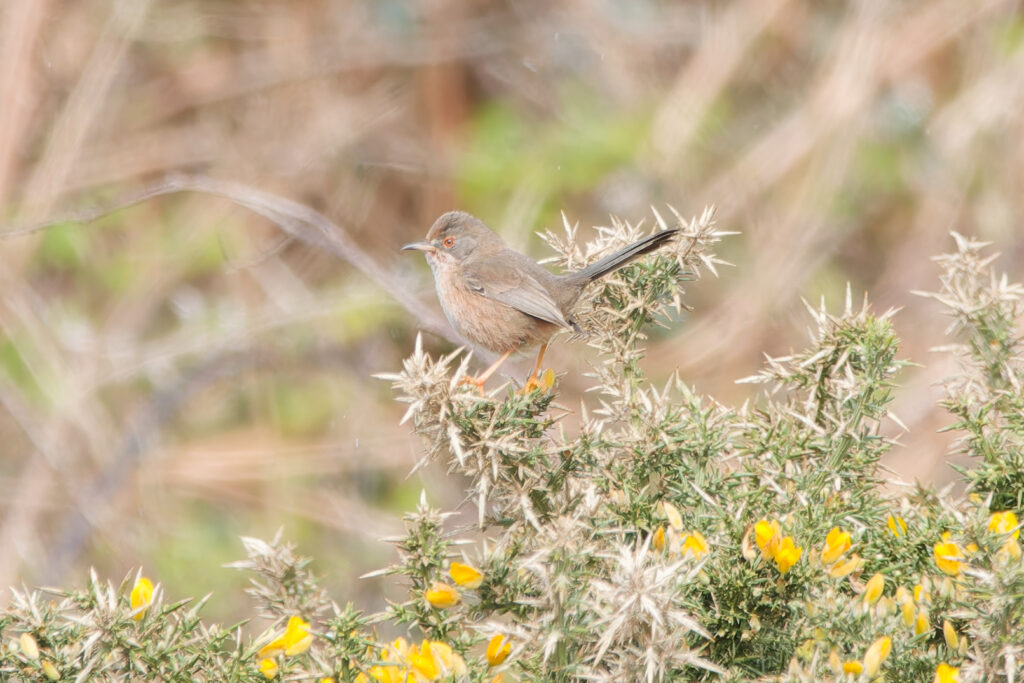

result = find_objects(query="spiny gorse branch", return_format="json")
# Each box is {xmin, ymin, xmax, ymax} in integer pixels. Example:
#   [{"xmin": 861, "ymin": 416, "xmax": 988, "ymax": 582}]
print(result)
[{"xmin": 6, "ymin": 228, "xmax": 1024, "ymax": 682}]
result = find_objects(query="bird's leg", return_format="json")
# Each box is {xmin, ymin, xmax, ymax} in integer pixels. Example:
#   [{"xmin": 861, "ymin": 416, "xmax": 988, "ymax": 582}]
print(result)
[
  {"xmin": 459, "ymin": 350, "xmax": 513, "ymax": 394},
  {"xmin": 520, "ymin": 344, "xmax": 549, "ymax": 393},
  {"xmin": 529, "ymin": 343, "xmax": 548, "ymax": 382}
]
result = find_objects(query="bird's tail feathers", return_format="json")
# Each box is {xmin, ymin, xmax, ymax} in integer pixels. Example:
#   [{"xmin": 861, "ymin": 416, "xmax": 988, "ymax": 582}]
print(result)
[{"xmin": 573, "ymin": 229, "xmax": 678, "ymax": 283}]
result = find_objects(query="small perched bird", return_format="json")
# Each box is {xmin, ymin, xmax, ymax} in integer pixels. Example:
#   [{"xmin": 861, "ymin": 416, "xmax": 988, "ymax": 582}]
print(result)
[{"xmin": 403, "ymin": 211, "xmax": 678, "ymax": 391}]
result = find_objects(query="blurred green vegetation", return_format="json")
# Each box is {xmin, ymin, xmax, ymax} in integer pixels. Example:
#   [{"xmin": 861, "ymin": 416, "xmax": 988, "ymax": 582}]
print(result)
[{"xmin": 457, "ymin": 89, "xmax": 650, "ymax": 224}]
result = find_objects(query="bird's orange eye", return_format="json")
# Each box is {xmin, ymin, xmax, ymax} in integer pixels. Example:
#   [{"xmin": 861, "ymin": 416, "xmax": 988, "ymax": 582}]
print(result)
[{"xmin": 442, "ymin": 237, "xmax": 455, "ymax": 248}]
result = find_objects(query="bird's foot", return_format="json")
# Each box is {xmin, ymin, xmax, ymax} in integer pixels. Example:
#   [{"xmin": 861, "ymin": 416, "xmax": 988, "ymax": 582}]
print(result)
[
  {"xmin": 458, "ymin": 375, "xmax": 488, "ymax": 395},
  {"xmin": 519, "ymin": 368, "xmax": 556, "ymax": 395}
]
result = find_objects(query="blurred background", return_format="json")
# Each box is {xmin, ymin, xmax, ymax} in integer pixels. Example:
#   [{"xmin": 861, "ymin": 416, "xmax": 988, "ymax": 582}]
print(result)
[{"xmin": 1, "ymin": 0, "xmax": 1022, "ymax": 622}]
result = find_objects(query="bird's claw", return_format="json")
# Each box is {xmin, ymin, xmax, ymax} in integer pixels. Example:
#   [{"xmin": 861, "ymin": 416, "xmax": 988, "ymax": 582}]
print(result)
[
  {"xmin": 458, "ymin": 375, "xmax": 487, "ymax": 395},
  {"xmin": 520, "ymin": 376, "xmax": 542, "ymax": 394},
  {"xmin": 519, "ymin": 368, "xmax": 556, "ymax": 395}
]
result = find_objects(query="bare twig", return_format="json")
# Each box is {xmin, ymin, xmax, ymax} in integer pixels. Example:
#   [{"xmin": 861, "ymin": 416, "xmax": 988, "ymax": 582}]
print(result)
[{"xmin": 0, "ymin": 173, "xmax": 458, "ymax": 345}]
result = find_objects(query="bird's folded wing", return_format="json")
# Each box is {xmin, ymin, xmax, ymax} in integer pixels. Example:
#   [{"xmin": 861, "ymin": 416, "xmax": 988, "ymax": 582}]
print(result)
[{"xmin": 464, "ymin": 264, "xmax": 571, "ymax": 328}]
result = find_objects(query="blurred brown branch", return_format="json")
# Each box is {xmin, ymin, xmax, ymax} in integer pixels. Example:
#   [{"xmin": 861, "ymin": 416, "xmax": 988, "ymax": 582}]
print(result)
[{"xmin": 1, "ymin": 174, "xmax": 458, "ymax": 345}]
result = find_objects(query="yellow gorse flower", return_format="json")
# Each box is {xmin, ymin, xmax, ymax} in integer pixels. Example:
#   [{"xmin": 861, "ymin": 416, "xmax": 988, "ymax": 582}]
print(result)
[
  {"xmin": 943, "ymin": 620, "xmax": 959, "ymax": 650},
  {"xmin": 283, "ymin": 616, "xmax": 313, "ymax": 656},
  {"xmin": 681, "ymin": 530, "xmax": 709, "ymax": 559},
  {"xmin": 989, "ymin": 510, "xmax": 1021, "ymax": 560},
  {"xmin": 662, "ymin": 501, "xmax": 683, "ymax": 531},
  {"xmin": 915, "ymin": 610, "xmax": 930, "ymax": 636},
  {"xmin": 365, "ymin": 644, "xmax": 405, "ymax": 683},
  {"xmin": 449, "ymin": 562, "xmax": 483, "ymax": 589},
  {"xmin": 934, "ymin": 662, "xmax": 960, "ymax": 683},
  {"xmin": 754, "ymin": 519, "xmax": 782, "ymax": 559},
  {"xmin": 842, "ymin": 660, "xmax": 863, "ymax": 674},
  {"xmin": 486, "ymin": 634, "xmax": 511, "ymax": 666},
  {"xmin": 408, "ymin": 645, "xmax": 439, "ymax": 680},
  {"xmin": 431, "ymin": 641, "xmax": 466, "ymax": 675},
  {"xmin": 750, "ymin": 518, "xmax": 800, "ymax": 572},
  {"xmin": 828, "ymin": 553, "xmax": 863, "ymax": 579},
  {"xmin": 933, "ymin": 539, "xmax": 964, "ymax": 576},
  {"xmin": 863, "ymin": 636, "xmax": 892, "ymax": 677},
  {"xmin": 424, "ymin": 582, "xmax": 461, "ymax": 609},
  {"xmin": 828, "ymin": 648, "xmax": 841, "ymax": 672},
  {"xmin": 408, "ymin": 640, "xmax": 467, "ymax": 680},
  {"xmin": 366, "ymin": 666, "xmax": 402, "ymax": 683},
  {"xmin": 365, "ymin": 665, "xmax": 403, "ymax": 683},
  {"xmin": 652, "ymin": 526, "xmax": 666, "ymax": 552},
  {"xmin": 259, "ymin": 658, "xmax": 278, "ymax": 679},
  {"xmin": 19, "ymin": 633, "xmax": 40, "ymax": 660},
  {"xmin": 41, "ymin": 660, "xmax": 60, "ymax": 681},
  {"xmin": 774, "ymin": 536, "xmax": 802, "ymax": 574},
  {"xmin": 876, "ymin": 595, "xmax": 895, "ymax": 619},
  {"xmin": 258, "ymin": 615, "xmax": 313, "ymax": 658},
  {"xmin": 827, "ymin": 649, "xmax": 842, "ymax": 673},
  {"xmin": 887, "ymin": 514, "xmax": 907, "ymax": 537},
  {"xmin": 901, "ymin": 600, "xmax": 916, "ymax": 627},
  {"xmin": 821, "ymin": 527, "xmax": 852, "ymax": 564},
  {"xmin": 390, "ymin": 636, "xmax": 410, "ymax": 658},
  {"xmin": 863, "ymin": 573, "xmax": 885, "ymax": 606},
  {"xmin": 988, "ymin": 511, "xmax": 1020, "ymax": 538},
  {"xmin": 358, "ymin": 638, "xmax": 408, "ymax": 683},
  {"xmin": 130, "ymin": 576, "xmax": 154, "ymax": 621}
]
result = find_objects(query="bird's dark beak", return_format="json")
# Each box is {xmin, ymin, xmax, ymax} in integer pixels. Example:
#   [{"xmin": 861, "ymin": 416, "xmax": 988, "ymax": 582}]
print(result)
[{"xmin": 402, "ymin": 241, "xmax": 436, "ymax": 253}]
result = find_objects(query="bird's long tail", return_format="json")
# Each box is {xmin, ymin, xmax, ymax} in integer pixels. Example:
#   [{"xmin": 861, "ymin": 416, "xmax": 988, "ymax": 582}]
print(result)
[{"xmin": 572, "ymin": 229, "xmax": 678, "ymax": 283}]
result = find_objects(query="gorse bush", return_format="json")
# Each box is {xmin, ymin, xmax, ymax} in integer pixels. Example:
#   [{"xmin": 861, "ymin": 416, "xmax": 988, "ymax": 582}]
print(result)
[{"xmin": 2, "ymin": 211, "xmax": 1023, "ymax": 682}]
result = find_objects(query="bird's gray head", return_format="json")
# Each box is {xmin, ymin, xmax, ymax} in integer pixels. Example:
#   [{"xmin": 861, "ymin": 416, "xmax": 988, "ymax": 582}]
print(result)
[{"xmin": 402, "ymin": 211, "xmax": 502, "ymax": 263}]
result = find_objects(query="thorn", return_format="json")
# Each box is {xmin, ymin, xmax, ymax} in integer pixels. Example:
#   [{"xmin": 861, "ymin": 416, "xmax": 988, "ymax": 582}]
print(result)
[{"xmin": 651, "ymin": 206, "xmax": 668, "ymax": 231}]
